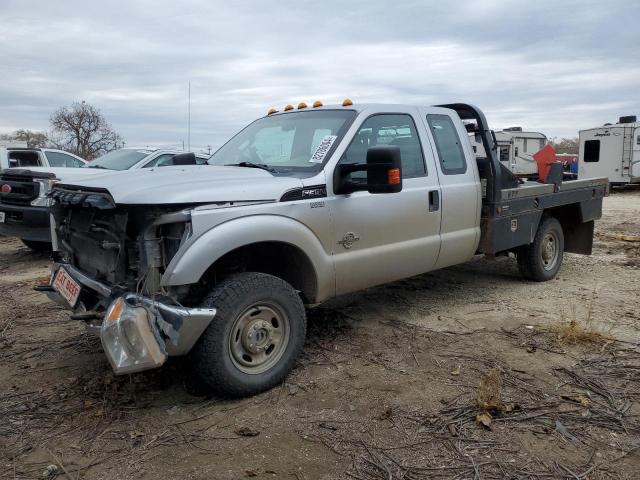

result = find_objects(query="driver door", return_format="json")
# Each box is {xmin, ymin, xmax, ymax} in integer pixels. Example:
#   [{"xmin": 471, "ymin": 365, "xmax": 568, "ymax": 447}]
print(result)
[{"xmin": 327, "ymin": 112, "xmax": 442, "ymax": 296}]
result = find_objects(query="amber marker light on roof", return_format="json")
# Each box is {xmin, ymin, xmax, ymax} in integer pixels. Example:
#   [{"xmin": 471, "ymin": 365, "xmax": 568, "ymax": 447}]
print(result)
[
  {"xmin": 284, "ymin": 104, "xmax": 294, "ymax": 111},
  {"xmin": 298, "ymin": 102, "xmax": 308, "ymax": 109},
  {"xmin": 267, "ymin": 108, "xmax": 278, "ymax": 115},
  {"xmin": 312, "ymin": 100, "xmax": 323, "ymax": 108},
  {"xmin": 342, "ymin": 98, "xmax": 353, "ymax": 106}
]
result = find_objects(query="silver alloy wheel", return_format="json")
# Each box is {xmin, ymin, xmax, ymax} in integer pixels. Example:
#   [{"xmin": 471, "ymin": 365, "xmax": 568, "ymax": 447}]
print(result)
[
  {"xmin": 228, "ymin": 304, "xmax": 290, "ymax": 374},
  {"xmin": 541, "ymin": 231, "xmax": 560, "ymax": 271}
]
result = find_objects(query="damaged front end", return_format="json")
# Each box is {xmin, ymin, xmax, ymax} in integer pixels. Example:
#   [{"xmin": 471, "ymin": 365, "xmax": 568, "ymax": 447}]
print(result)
[
  {"xmin": 46, "ymin": 185, "xmax": 215, "ymax": 374},
  {"xmin": 101, "ymin": 294, "xmax": 214, "ymax": 374}
]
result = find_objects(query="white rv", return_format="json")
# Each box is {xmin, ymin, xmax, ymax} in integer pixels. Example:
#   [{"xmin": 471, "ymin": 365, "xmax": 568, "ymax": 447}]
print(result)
[
  {"xmin": 470, "ymin": 127, "xmax": 547, "ymax": 177},
  {"xmin": 578, "ymin": 116, "xmax": 640, "ymax": 186}
]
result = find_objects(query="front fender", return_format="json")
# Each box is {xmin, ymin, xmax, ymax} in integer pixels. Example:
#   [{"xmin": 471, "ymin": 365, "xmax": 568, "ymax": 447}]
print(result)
[{"xmin": 160, "ymin": 214, "xmax": 335, "ymax": 302}]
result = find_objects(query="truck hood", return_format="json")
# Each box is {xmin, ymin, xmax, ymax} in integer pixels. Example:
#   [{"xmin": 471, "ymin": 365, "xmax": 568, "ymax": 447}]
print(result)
[{"xmin": 55, "ymin": 165, "xmax": 304, "ymax": 204}]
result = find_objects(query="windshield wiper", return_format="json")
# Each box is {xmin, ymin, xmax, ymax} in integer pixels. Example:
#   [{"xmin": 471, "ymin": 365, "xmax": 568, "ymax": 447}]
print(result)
[
  {"xmin": 224, "ymin": 161, "xmax": 275, "ymax": 173},
  {"xmin": 85, "ymin": 165, "xmax": 108, "ymax": 169}
]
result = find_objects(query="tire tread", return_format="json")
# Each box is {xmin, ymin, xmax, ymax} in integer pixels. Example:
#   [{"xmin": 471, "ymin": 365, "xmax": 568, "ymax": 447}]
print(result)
[
  {"xmin": 192, "ymin": 272, "xmax": 306, "ymax": 398},
  {"xmin": 516, "ymin": 215, "xmax": 564, "ymax": 282}
]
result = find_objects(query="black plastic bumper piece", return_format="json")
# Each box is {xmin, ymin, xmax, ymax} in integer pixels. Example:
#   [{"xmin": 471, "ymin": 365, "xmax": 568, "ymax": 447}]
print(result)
[{"xmin": 0, "ymin": 203, "xmax": 51, "ymax": 242}]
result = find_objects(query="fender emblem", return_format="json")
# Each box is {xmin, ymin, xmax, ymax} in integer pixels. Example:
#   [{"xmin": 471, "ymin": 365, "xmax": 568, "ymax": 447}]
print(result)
[
  {"xmin": 338, "ymin": 232, "xmax": 360, "ymax": 249},
  {"xmin": 510, "ymin": 219, "xmax": 518, "ymax": 232}
]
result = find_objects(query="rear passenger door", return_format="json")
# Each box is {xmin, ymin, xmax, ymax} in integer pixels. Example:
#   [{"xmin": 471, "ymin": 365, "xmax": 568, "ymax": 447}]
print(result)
[
  {"xmin": 421, "ymin": 109, "xmax": 481, "ymax": 268},
  {"xmin": 328, "ymin": 110, "xmax": 442, "ymax": 296}
]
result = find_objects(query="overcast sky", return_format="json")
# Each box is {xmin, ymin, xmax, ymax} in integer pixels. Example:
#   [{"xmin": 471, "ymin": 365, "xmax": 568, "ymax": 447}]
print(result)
[{"xmin": 1, "ymin": 0, "xmax": 638, "ymax": 152}]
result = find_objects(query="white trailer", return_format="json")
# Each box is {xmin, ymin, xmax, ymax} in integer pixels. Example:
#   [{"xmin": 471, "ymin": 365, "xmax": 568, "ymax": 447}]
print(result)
[
  {"xmin": 470, "ymin": 127, "xmax": 547, "ymax": 177},
  {"xmin": 578, "ymin": 116, "xmax": 640, "ymax": 186}
]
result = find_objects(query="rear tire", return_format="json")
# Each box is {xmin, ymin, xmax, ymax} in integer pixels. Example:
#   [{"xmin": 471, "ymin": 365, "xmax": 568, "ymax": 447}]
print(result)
[
  {"xmin": 191, "ymin": 272, "xmax": 306, "ymax": 398},
  {"xmin": 21, "ymin": 239, "xmax": 51, "ymax": 252},
  {"xmin": 516, "ymin": 216, "xmax": 564, "ymax": 281}
]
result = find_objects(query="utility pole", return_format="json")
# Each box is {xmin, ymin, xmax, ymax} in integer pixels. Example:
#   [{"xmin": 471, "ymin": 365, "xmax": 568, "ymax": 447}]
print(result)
[
  {"xmin": 207, "ymin": 145, "xmax": 211, "ymax": 155},
  {"xmin": 187, "ymin": 81, "xmax": 191, "ymax": 152}
]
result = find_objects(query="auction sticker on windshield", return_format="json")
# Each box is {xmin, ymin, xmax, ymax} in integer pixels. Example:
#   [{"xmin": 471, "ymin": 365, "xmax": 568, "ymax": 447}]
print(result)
[
  {"xmin": 309, "ymin": 135, "xmax": 337, "ymax": 163},
  {"xmin": 53, "ymin": 267, "xmax": 81, "ymax": 307}
]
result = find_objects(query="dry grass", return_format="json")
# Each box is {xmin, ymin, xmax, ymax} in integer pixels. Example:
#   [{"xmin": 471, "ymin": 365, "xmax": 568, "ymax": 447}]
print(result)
[
  {"xmin": 548, "ymin": 291, "xmax": 613, "ymax": 346},
  {"xmin": 552, "ymin": 318, "xmax": 611, "ymax": 345}
]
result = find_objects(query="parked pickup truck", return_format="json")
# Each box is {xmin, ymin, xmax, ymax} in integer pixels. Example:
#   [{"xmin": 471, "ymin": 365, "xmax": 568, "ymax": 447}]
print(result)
[
  {"xmin": 0, "ymin": 148, "xmax": 209, "ymax": 250},
  {"xmin": 1, "ymin": 145, "xmax": 87, "ymax": 171},
  {"xmin": 41, "ymin": 102, "xmax": 607, "ymax": 397}
]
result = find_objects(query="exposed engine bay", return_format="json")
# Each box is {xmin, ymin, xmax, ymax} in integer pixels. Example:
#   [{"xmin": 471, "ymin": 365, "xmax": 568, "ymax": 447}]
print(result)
[
  {"xmin": 50, "ymin": 185, "xmax": 192, "ymax": 312},
  {"xmin": 48, "ymin": 185, "xmax": 217, "ymax": 374}
]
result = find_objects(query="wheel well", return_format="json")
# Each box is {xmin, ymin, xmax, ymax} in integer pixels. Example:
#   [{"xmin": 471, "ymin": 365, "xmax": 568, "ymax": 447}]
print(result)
[
  {"xmin": 544, "ymin": 204, "xmax": 594, "ymax": 254},
  {"xmin": 196, "ymin": 241, "xmax": 318, "ymax": 303}
]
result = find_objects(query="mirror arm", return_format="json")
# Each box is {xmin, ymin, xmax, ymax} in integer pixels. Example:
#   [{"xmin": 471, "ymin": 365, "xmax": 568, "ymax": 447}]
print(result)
[{"xmin": 340, "ymin": 162, "xmax": 393, "ymax": 174}]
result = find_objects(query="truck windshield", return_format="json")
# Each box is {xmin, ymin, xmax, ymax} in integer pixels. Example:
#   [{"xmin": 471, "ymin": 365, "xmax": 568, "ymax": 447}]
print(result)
[
  {"xmin": 208, "ymin": 110, "xmax": 355, "ymax": 173},
  {"xmin": 84, "ymin": 149, "xmax": 151, "ymax": 170}
]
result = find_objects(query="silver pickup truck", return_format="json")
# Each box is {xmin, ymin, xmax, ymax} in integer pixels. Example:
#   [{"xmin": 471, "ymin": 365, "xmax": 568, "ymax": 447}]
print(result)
[{"xmin": 41, "ymin": 102, "xmax": 607, "ymax": 397}]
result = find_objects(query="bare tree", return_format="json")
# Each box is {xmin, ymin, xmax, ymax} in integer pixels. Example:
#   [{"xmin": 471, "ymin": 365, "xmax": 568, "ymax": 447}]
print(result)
[
  {"xmin": 49, "ymin": 101, "xmax": 123, "ymax": 160},
  {"xmin": 0, "ymin": 129, "xmax": 48, "ymax": 148},
  {"xmin": 13, "ymin": 129, "xmax": 49, "ymax": 148},
  {"xmin": 551, "ymin": 137, "xmax": 579, "ymax": 154}
]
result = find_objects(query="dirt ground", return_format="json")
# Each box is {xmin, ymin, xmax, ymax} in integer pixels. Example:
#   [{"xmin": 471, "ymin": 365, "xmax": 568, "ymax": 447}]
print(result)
[{"xmin": 1, "ymin": 190, "xmax": 639, "ymax": 480}]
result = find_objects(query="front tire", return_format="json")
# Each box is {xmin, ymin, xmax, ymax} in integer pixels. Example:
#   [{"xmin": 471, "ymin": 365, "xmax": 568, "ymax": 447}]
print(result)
[
  {"xmin": 517, "ymin": 216, "xmax": 564, "ymax": 281},
  {"xmin": 191, "ymin": 272, "xmax": 306, "ymax": 398}
]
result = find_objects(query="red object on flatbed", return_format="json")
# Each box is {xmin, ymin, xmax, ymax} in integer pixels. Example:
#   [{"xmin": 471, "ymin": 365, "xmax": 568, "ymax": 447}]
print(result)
[{"xmin": 533, "ymin": 144, "xmax": 561, "ymax": 183}]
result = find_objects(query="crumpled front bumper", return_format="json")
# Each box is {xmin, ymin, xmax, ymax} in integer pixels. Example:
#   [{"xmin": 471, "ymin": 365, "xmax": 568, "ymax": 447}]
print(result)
[{"xmin": 47, "ymin": 262, "xmax": 216, "ymax": 374}]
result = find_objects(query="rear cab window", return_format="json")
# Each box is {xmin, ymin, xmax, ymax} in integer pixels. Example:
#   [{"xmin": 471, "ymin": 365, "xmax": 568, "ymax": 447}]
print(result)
[
  {"xmin": 427, "ymin": 114, "xmax": 467, "ymax": 175},
  {"xmin": 7, "ymin": 150, "xmax": 43, "ymax": 168}
]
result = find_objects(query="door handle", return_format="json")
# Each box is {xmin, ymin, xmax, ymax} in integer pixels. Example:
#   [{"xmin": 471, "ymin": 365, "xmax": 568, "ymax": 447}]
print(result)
[{"xmin": 429, "ymin": 190, "xmax": 440, "ymax": 212}]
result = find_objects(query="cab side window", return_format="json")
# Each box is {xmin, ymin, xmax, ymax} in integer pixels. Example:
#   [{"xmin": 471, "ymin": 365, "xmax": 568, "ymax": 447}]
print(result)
[
  {"xmin": 339, "ymin": 114, "xmax": 426, "ymax": 179},
  {"xmin": 45, "ymin": 151, "xmax": 84, "ymax": 167},
  {"xmin": 427, "ymin": 114, "xmax": 467, "ymax": 175},
  {"xmin": 143, "ymin": 154, "xmax": 175, "ymax": 168}
]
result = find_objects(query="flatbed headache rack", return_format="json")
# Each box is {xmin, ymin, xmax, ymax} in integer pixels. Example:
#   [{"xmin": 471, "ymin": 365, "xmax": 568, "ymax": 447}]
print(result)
[{"xmin": 439, "ymin": 103, "xmax": 608, "ymax": 256}]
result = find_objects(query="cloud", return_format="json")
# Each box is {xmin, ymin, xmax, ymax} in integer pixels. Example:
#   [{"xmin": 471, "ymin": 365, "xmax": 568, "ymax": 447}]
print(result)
[{"xmin": 0, "ymin": 0, "xmax": 638, "ymax": 151}]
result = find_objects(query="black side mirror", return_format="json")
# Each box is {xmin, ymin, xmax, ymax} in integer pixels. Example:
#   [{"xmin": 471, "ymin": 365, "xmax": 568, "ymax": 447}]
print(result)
[
  {"xmin": 172, "ymin": 152, "xmax": 197, "ymax": 165},
  {"xmin": 334, "ymin": 145, "xmax": 402, "ymax": 195}
]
